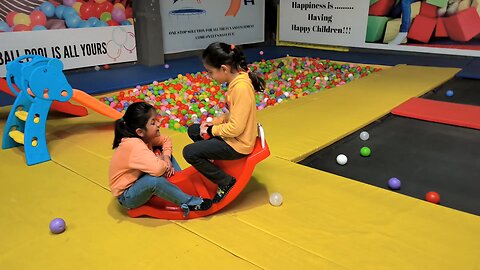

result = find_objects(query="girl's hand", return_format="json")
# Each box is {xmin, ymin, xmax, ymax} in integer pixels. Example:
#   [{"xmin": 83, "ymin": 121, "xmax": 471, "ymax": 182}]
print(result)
[
  {"xmin": 163, "ymin": 167, "xmax": 175, "ymax": 178},
  {"xmin": 163, "ymin": 155, "xmax": 173, "ymax": 171},
  {"xmin": 200, "ymin": 122, "xmax": 212, "ymax": 137}
]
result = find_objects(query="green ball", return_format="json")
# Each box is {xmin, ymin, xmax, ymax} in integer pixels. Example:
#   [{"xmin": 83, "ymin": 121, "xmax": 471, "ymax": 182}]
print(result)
[{"xmin": 360, "ymin": 147, "xmax": 371, "ymax": 157}]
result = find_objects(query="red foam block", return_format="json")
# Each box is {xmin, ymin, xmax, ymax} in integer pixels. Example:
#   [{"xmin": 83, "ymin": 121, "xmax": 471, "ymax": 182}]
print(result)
[
  {"xmin": 435, "ymin": 17, "xmax": 448, "ymax": 37},
  {"xmin": 408, "ymin": 15, "xmax": 437, "ymax": 43},
  {"xmin": 392, "ymin": 97, "xmax": 480, "ymax": 130},
  {"xmin": 443, "ymin": 7, "xmax": 480, "ymax": 42},
  {"xmin": 369, "ymin": 0, "xmax": 395, "ymax": 16},
  {"xmin": 420, "ymin": 1, "xmax": 438, "ymax": 18}
]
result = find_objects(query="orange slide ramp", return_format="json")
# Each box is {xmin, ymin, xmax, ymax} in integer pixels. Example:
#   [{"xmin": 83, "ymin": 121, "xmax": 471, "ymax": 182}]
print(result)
[
  {"xmin": 72, "ymin": 89, "xmax": 122, "ymax": 119},
  {"xmin": 0, "ymin": 78, "xmax": 121, "ymax": 119}
]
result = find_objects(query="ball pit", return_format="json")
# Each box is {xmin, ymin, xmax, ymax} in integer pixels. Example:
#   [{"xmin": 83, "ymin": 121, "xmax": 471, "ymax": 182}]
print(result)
[{"xmin": 98, "ymin": 57, "xmax": 381, "ymax": 132}]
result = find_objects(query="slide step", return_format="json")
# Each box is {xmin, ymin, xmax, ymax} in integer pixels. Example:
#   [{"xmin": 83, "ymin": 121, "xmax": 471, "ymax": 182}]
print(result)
[
  {"xmin": 14, "ymin": 111, "xmax": 28, "ymax": 121},
  {"xmin": 9, "ymin": 130, "xmax": 25, "ymax": 145}
]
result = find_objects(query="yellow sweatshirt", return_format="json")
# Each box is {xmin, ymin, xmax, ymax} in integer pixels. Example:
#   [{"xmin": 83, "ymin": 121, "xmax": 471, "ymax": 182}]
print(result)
[
  {"xmin": 109, "ymin": 136, "xmax": 172, "ymax": 196},
  {"xmin": 211, "ymin": 72, "xmax": 257, "ymax": 154}
]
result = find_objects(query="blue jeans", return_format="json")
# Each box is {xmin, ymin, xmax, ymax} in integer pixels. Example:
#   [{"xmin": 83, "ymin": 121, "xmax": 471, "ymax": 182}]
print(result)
[
  {"xmin": 391, "ymin": 0, "xmax": 421, "ymax": 32},
  {"xmin": 117, "ymin": 157, "xmax": 197, "ymax": 209}
]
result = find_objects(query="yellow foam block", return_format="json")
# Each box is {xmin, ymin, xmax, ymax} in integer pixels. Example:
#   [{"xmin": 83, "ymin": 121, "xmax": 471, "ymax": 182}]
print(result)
[
  {"xmin": 0, "ymin": 149, "xmax": 256, "ymax": 269},
  {"xmin": 179, "ymin": 157, "xmax": 480, "ymax": 269},
  {"xmin": 258, "ymin": 65, "xmax": 460, "ymax": 161},
  {"xmin": 383, "ymin": 18, "xmax": 406, "ymax": 43}
]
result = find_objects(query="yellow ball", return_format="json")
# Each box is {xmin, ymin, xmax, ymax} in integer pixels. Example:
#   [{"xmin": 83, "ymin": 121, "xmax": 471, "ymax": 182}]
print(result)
[
  {"xmin": 73, "ymin": 2, "xmax": 83, "ymax": 13},
  {"xmin": 114, "ymin": 3, "xmax": 126, "ymax": 10},
  {"xmin": 31, "ymin": 139, "xmax": 38, "ymax": 147},
  {"xmin": 177, "ymin": 74, "xmax": 183, "ymax": 79},
  {"xmin": 173, "ymin": 122, "xmax": 181, "ymax": 129},
  {"xmin": 13, "ymin": 13, "xmax": 30, "ymax": 26}
]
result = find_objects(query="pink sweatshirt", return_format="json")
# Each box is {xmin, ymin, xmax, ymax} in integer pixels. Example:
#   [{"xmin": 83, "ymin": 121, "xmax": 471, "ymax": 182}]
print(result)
[{"xmin": 109, "ymin": 136, "xmax": 172, "ymax": 196}]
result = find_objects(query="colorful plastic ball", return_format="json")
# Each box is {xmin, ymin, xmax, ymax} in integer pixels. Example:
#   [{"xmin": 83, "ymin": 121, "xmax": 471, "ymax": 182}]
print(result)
[
  {"xmin": 388, "ymin": 177, "xmax": 401, "ymax": 190},
  {"xmin": 95, "ymin": 0, "xmax": 107, "ymax": 3},
  {"xmin": 94, "ymin": 65, "xmax": 101, "ymax": 71},
  {"xmin": 360, "ymin": 147, "xmax": 371, "ymax": 157},
  {"xmin": 0, "ymin": 21, "xmax": 10, "ymax": 32},
  {"xmin": 104, "ymin": 64, "xmax": 110, "ymax": 70},
  {"xmin": 259, "ymin": 50, "xmax": 264, "ymax": 55},
  {"xmin": 100, "ymin": 12, "xmax": 112, "ymax": 22},
  {"xmin": 65, "ymin": 15, "xmax": 81, "ymax": 28},
  {"xmin": 13, "ymin": 24, "xmax": 31, "ymax": 31},
  {"xmin": 164, "ymin": 64, "xmax": 170, "ymax": 69},
  {"xmin": 30, "ymin": 11, "xmax": 47, "ymax": 26},
  {"xmin": 62, "ymin": 7, "xmax": 77, "ymax": 20},
  {"xmin": 336, "ymin": 154, "xmax": 348, "ymax": 165},
  {"xmin": 72, "ymin": 2, "xmax": 83, "ymax": 13},
  {"xmin": 425, "ymin": 191, "xmax": 440, "ymax": 204},
  {"xmin": 33, "ymin": 25, "xmax": 47, "ymax": 31},
  {"xmin": 63, "ymin": 0, "xmax": 76, "ymax": 7},
  {"xmin": 359, "ymin": 131, "xmax": 369, "ymax": 141},
  {"xmin": 269, "ymin": 192, "xmax": 283, "ymax": 206},
  {"xmin": 13, "ymin": 13, "xmax": 31, "ymax": 26},
  {"xmin": 446, "ymin": 90, "xmax": 454, "ymax": 97},
  {"xmin": 55, "ymin": 5, "xmax": 66, "ymax": 19},
  {"xmin": 49, "ymin": 218, "xmax": 66, "ymax": 234},
  {"xmin": 40, "ymin": 2, "xmax": 55, "ymax": 17},
  {"xmin": 6, "ymin": 12, "xmax": 17, "ymax": 26},
  {"xmin": 111, "ymin": 7, "xmax": 126, "ymax": 22}
]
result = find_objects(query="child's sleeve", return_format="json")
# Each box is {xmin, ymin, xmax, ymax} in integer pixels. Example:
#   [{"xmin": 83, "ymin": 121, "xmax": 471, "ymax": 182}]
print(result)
[
  {"xmin": 152, "ymin": 135, "xmax": 172, "ymax": 158},
  {"xmin": 129, "ymin": 143, "xmax": 168, "ymax": 176},
  {"xmin": 211, "ymin": 113, "xmax": 230, "ymax": 125},
  {"xmin": 211, "ymin": 84, "xmax": 251, "ymax": 138}
]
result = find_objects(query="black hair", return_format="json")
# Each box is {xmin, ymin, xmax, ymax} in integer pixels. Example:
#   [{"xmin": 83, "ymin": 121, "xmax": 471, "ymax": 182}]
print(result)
[
  {"xmin": 202, "ymin": 42, "xmax": 265, "ymax": 92},
  {"xmin": 112, "ymin": 102, "xmax": 155, "ymax": 149}
]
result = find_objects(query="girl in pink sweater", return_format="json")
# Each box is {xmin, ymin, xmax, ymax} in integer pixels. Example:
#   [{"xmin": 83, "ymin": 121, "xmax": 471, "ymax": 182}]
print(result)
[{"xmin": 109, "ymin": 102, "xmax": 211, "ymax": 217}]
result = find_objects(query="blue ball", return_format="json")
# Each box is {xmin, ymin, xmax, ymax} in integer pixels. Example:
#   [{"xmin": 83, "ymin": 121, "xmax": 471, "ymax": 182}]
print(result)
[
  {"xmin": 40, "ymin": 2, "xmax": 55, "ymax": 17},
  {"xmin": 33, "ymin": 25, "xmax": 47, "ymax": 31},
  {"xmin": 62, "ymin": 7, "xmax": 77, "ymax": 20},
  {"xmin": 388, "ymin": 177, "xmax": 401, "ymax": 190},
  {"xmin": 0, "ymin": 21, "xmax": 10, "ymax": 32},
  {"xmin": 55, "ymin": 5, "xmax": 66, "ymax": 19},
  {"xmin": 88, "ymin": 17, "xmax": 100, "ymax": 27},
  {"xmin": 446, "ymin": 90, "xmax": 454, "ymax": 97},
  {"xmin": 66, "ymin": 15, "xmax": 81, "ymax": 28}
]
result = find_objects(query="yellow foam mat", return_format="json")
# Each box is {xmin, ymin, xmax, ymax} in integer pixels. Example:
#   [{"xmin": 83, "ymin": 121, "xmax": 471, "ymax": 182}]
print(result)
[
  {"xmin": 178, "ymin": 157, "xmax": 480, "ymax": 269},
  {"xmin": 0, "ymin": 148, "xmax": 258, "ymax": 270},
  {"xmin": 2, "ymin": 64, "xmax": 479, "ymax": 269},
  {"xmin": 258, "ymin": 65, "xmax": 461, "ymax": 161}
]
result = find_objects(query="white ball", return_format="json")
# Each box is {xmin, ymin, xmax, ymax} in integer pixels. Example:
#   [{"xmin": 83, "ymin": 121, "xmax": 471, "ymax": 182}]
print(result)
[
  {"xmin": 94, "ymin": 65, "xmax": 100, "ymax": 71},
  {"xmin": 269, "ymin": 192, "xmax": 283, "ymax": 206},
  {"xmin": 359, "ymin": 131, "xmax": 370, "ymax": 141},
  {"xmin": 336, "ymin": 154, "xmax": 348, "ymax": 165},
  {"xmin": 206, "ymin": 117, "xmax": 213, "ymax": 123}
]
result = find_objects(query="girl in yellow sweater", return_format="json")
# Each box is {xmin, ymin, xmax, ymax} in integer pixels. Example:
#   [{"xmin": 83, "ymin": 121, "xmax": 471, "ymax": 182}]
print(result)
[
  {"xmin": 183, "ymin": 42, "xmax": 265, "ymax": 203},
  {"xmin": 109, "ymin": 102, "xmax": 212, "ymax": 217}
]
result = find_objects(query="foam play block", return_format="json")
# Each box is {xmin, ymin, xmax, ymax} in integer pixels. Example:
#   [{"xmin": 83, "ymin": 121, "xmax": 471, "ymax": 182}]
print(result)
[
  {"xmin": 426, "ymin": 0, "xmax": 448, "ymax": 8},
  {"xmin": 444, "ymin": 7, "xmax": 480, "ymax": 42},
  {"xmin": 407, "ymin": 15, "xmax": 437, "ymax": 43},
  {"xmin": 366, "ymin": 16, "xmax": 390, "ymax": 42},
  {"xmin": 369, "ymin": 0, "xmax": 395, "ymax": 16},
  {"xmin": 411, "ymin": 1, "xmax": 423, "ymax": 18},
  {"xmin": 420, "ymin": 1, "xmax": 439, "ymax": 17},
  {"xmin": 435, "ymin": 17, "xmax": 448, "ymax": 37},
  {"xmin": 458, "ymin": 0, "xmax": 473, "ymax": 12},
  {"xmin": 383, "ymin": 18, "xmax": 407, "ymax": 43}
]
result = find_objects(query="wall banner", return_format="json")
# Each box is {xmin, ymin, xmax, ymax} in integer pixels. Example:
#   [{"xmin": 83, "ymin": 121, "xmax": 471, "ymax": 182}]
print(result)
[{"xmin": 160, "ymin": 0, "xmax": 265, "ymax": 54}]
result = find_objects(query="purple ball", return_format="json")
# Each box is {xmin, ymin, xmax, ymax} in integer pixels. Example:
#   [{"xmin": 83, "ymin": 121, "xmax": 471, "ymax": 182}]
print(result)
[
  {"xmin": 388, "ymin": 177, "xmax": 401, "ymax": 190},
  {"xmin": 49, "ymin": 218, "xmax": 66, "ymax": 234},
  {"xmin": 63, "ymin": 0, "xmax": 75, "ymax": 7}
]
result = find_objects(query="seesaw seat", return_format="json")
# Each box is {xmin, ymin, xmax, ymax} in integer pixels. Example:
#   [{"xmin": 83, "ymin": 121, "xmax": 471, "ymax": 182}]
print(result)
[{"xmin": 127, "ymin": 137, "xmax": 270, "ymax": 219}]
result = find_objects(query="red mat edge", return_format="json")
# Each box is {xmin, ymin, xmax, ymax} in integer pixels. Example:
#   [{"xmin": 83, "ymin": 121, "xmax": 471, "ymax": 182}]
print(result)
[{"xmin": 391, "ymin": 97, "xmax": 480, "ymax": 130}]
